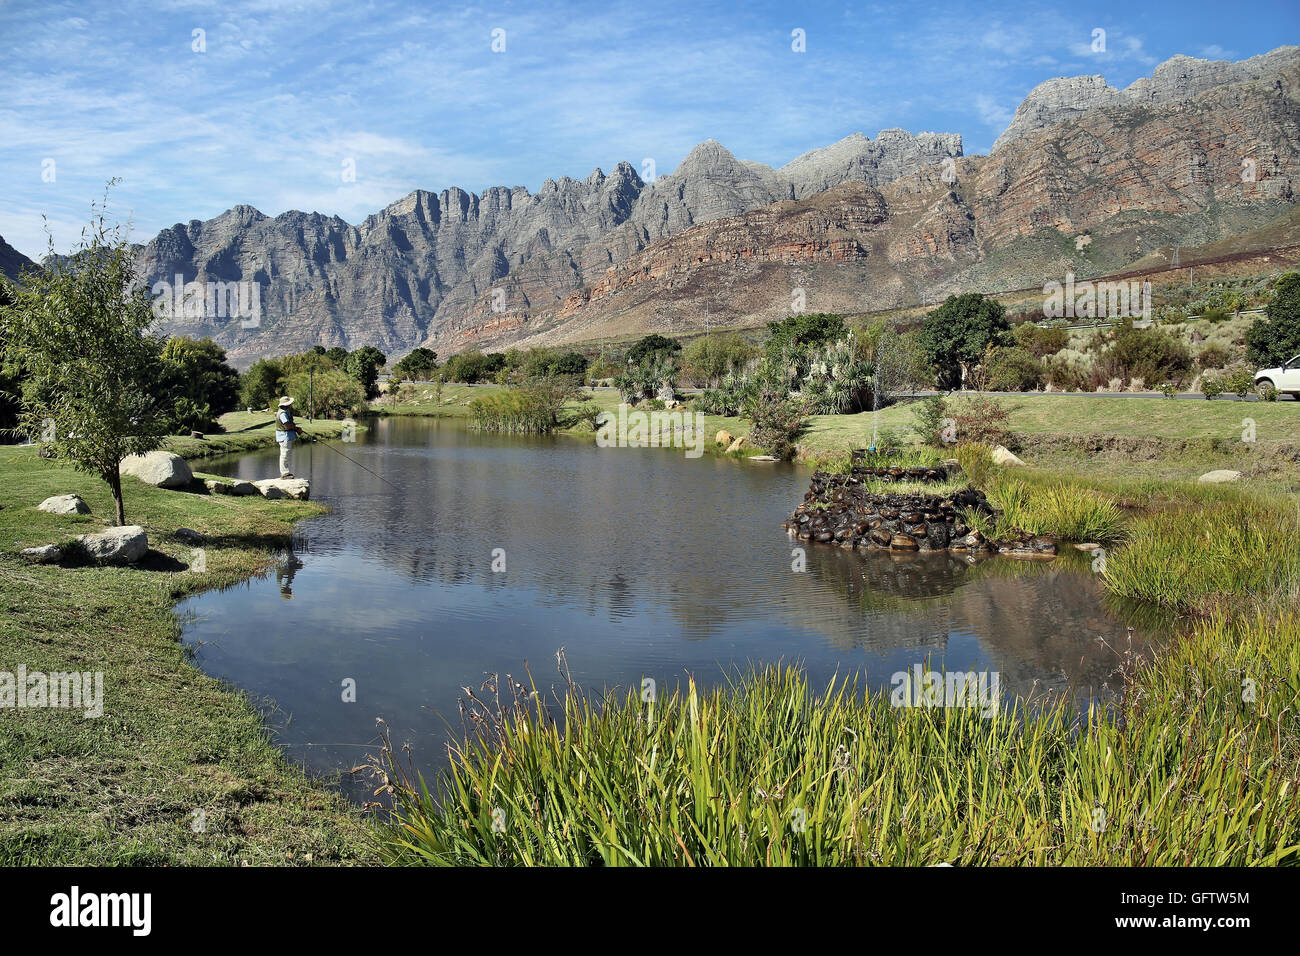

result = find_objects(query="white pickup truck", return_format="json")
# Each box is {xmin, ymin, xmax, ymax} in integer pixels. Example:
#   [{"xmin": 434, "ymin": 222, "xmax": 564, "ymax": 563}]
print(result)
[{"xmin": 1255, "ymin": 355, "xmax": 1300, "ymax": 398}]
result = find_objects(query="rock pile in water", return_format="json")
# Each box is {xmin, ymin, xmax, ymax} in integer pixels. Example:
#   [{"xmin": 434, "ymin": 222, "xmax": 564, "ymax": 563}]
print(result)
[{"xmin": 783, "ymin": 470, "xmax": 1058, "ymax": 557}]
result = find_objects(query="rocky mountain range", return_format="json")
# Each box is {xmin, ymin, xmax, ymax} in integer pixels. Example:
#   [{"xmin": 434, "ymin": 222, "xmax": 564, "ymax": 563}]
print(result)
[
  {"xmin": 992, "ymin": 45, "xmax": 1300, "ymax": 150},
  {"xmin": 0, "ymin": 234, "xmax": 34, "ymax": 283},
  {"xmin": 4, "ymin": 45, "xmax": 1298, "ymax": 365}
]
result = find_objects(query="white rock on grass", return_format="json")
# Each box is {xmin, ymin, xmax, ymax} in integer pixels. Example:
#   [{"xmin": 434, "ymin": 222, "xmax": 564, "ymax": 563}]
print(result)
[
  {"xmin": 22, "ymin": 544, "xmax": 63, "ymax": 564},
  {"xmin": 120, "ymin": 451, "xmax": 193, "ymax": 488},
  {"xmin": 38, "ymin": 494, "xmax": 90, "ymax": 515},
  {"xmin": 254, "ymin": 478, "xmax": 310, "ymax": 500},
  {"xmin": 75, "ymin": 525, "xmax": 148, "ymax": 564},
  {"xmin": 1198, "ymin": 469, "xmax": 1243, "ymax": 483},
  {"xmin": 992, "ymin": 445, "xmax": 1027, "ymax": 467}
]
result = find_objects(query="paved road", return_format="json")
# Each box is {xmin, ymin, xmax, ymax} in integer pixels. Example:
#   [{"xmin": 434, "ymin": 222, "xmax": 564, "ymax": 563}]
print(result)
[
  {"xmin": 889, "ymin": 390, "xmax": 1296, "ymax": 403},
  {"xmin": 399, "ymin": 381, "xmax": 1296, "ymax": 403}
]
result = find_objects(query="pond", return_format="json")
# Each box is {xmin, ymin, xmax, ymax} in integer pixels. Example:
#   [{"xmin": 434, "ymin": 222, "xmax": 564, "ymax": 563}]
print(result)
[{"xmin": 178, "ymin": 416, "xmax": 1168, "ymax": 801}]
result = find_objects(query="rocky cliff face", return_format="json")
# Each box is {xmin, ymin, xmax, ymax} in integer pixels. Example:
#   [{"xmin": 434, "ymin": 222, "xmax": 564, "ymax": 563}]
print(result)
[
  {"xmin": 992, "ymin": 45, "xmax": 1299, "ymax": 151},
  {"xmin": 133, "ymin": 46, "xmax": 1297, "ymax": 365}
]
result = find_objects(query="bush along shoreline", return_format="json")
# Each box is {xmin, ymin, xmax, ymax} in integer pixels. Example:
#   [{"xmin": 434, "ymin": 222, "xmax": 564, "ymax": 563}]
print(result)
[{"xmin": 367, "ymin": 445, "xmax": 1300, "ymax": 866}]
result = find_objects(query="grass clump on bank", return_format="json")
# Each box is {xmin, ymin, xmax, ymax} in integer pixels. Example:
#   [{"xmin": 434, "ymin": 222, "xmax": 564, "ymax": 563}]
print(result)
[
  {"xmin": 1104, "ymin": 496, "xmax": 1300, "ymax": 614},
  {"xmin": 469, "ymin": 382, "xmax": 596, "ymax": 435},
  {"xmin": 988, "ymin": 476, "xmax": 1127, "ymax": 542},
  {"xmin": 370, "ymin": 611, "xmax": 1300, "ymax": 866}
]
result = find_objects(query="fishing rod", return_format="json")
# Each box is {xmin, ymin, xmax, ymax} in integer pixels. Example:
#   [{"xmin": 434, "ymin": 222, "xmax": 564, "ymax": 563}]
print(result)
[{"xmin": 298, "ymin": 427, "xmax": 400, "ymax": 490}]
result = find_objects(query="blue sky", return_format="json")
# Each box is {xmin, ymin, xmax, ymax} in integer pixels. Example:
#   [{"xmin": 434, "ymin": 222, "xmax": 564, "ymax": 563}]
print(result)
[{"xmin": 2, "ymin": 0, "xmax": 1296, "ymax": 259}]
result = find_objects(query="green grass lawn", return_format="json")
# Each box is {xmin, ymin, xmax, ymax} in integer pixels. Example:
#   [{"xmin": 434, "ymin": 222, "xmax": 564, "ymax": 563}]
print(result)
[
  {"xmin": 807, "ymin": 393, "xmax": 1300, "ymax": 443},
  {"xmin": 0, "ymin": 444, "xmax": 366, "ymax": 864},
  {"xmin": 371, "ymin": 383, "xmax": 484, "ymax": 417}
]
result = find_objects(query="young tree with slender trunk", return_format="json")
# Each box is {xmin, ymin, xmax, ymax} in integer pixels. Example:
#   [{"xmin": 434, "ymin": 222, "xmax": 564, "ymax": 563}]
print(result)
[{"xmin": 0, "ymin": 187, "xmax": 168, "ymax": 525}]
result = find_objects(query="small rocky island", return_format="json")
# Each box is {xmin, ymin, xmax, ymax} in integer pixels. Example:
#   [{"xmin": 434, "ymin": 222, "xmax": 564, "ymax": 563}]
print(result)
[{"xmin": 784, "ymin": 467, "xmax": 1058, "ymax": 558}]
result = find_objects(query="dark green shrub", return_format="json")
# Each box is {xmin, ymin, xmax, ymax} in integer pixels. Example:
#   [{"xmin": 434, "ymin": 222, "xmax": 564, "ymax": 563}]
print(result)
[
  {"xmin": 985, "ymin": 347, "xmax": 1044, "ymax": 391},
  {"xmin": 910, "ymin": 394, "xmax": 951, "ymax": 448}
]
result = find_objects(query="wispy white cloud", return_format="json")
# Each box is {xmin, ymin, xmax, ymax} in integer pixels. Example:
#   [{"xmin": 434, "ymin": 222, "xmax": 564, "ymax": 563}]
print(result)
[{"xmin": 1199, "ymin": 44, "xmax": 1237, "ymax": 59}]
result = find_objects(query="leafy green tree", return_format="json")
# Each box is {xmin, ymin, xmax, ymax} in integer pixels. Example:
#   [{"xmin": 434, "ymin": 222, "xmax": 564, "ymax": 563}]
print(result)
[
  {"xmin": 324, "ymin": 346, "xmax": 349, "ymax": 366},
  {"xmin": 159, "ymin": 336, "xmax": 241, "ymax": 432},
  {"xmin": 1246, "ymin": 272, "xmax": 1300, "ymax": 366},
  {"xmin": 441, "ymin": 350, "xmax": 506, "ymax": 383},
  {"xmin": 916, "ymin": 294, "xmax": 1012, "ymax": 390},
  {"xmin": 0, "ymin": 280, "xmax": 22, "ymax": 439},
  {"xmin": 344, "ymin": 345, "xmax": 387, "ymax": 398},
  {"xmin": 283, "ymin": 368, "xmax": 365, "ymax": 419},
  {"xmin": 392, "ymin": 346, "xmax": 438, "ymax": 379},
  {"xmin": 550, "ymin": 351, "xmax": 589, "ymax": 376},
  {"xmin": 763, "ymin": 314, "xmax": 847, "ymax": 362},
  {"xmin": 625, "ymin": 334, "xmax": 682, "ymax": 367},
  {"xmin": 682, "ymin": 333, "xmax": 754, "ymax": 387},
  {"xmin": 240, "ymin": 358, "xmax": 283, "ymax": 410},
  {"xmin": 0, "ymin": 195, "xmax": 169, "ymax": 524}
]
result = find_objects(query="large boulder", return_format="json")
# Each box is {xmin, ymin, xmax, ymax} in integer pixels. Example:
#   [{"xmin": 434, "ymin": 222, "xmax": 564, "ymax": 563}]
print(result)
[
  {"xmin": 38, "ymin": 494, "xmax": 90, "ymax": 515},
  {"xmin": 120, "ymin": 451, "xmax": 193, "ymax": 489},
  {"xmin": 991, "ymin": 446, "xmax": 1026, "ymax": 467},
  {"xmin": 22, "ymin": 544, "xmax": 62, "ymax": 564},
  {"xmin": 1198, "ymin": 469, "xmax": 1242, "ymax": 483},
  {"xmin": 254, "ymin": 478, "xmax": 310, "ymax": 500},
  {"xmin": 75, "ymin": 525, "xmax": 148, "ymax": 563}
]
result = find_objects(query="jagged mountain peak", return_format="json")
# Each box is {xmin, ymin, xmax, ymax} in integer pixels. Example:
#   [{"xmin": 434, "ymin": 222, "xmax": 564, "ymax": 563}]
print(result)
[{"xmin": 993, "ymin": 43, "xmax": 1300, "ymax": 152}]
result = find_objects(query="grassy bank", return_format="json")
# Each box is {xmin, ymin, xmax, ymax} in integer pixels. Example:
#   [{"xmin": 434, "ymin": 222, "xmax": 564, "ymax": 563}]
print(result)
[{"xmin": 0, "ymin": 444, "xmax": 366, "ymax": 864}]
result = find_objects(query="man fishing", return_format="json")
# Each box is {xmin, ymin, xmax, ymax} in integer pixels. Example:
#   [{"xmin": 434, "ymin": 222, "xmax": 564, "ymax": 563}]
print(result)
[{"xmin": 275, "ymin": 396, "xmax": 305, "ymax": 478}]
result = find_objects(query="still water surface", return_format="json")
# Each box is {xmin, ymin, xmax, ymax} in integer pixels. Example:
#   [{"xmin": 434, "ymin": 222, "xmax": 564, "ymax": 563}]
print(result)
[{"xmin": 179, "ymin": 417, "xmax": 1163, "ymax": 800}]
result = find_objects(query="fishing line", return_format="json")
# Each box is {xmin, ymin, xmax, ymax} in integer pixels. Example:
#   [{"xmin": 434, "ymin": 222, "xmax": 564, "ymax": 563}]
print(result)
[{"xmin": 300, "ymin": 428, "xmax": 400, "ymax": 490}]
